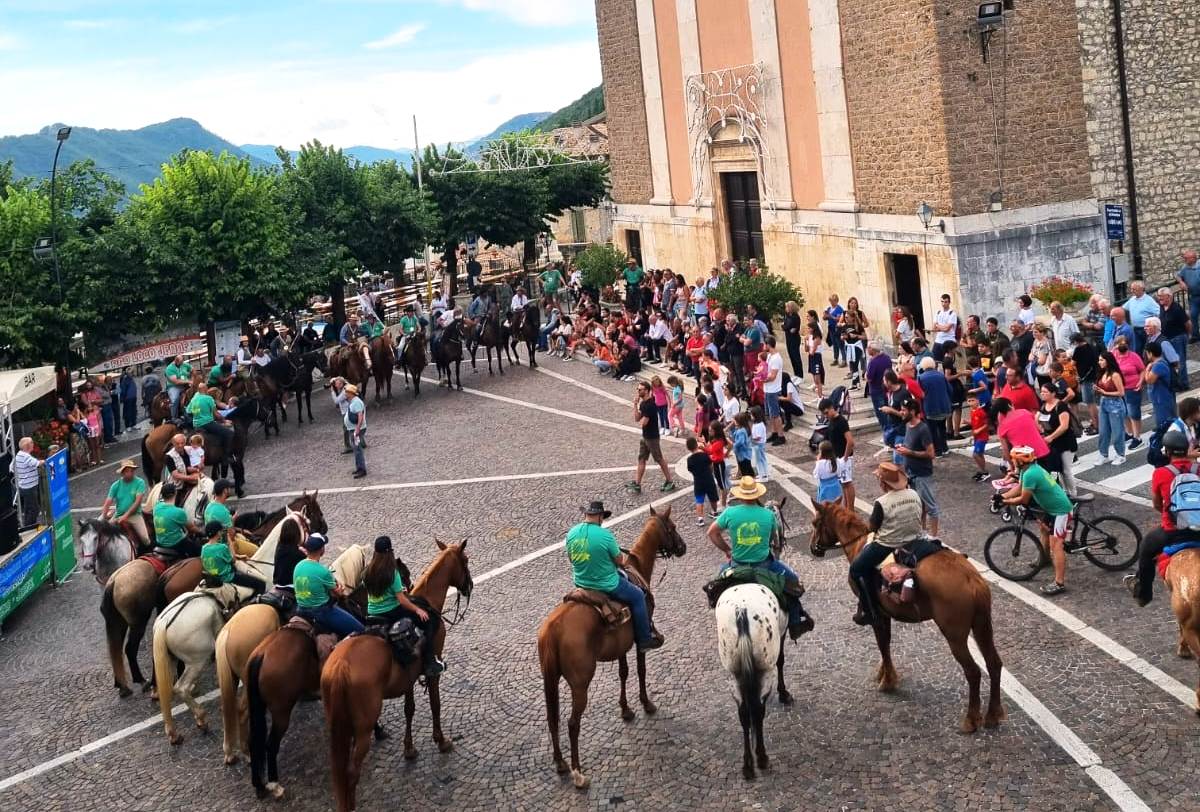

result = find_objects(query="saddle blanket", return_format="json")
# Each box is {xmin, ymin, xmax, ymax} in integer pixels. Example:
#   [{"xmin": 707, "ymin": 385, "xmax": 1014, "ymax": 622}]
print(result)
[
  {"xmin": 877, "ymin": 538, "xmax": 952, "ymax": 603},
  {"xmin": 702, "ymin": 565, "xmax": 802, "ymax": 610},
  {"xmin": 563, "ymin": 588, "xmax": 630, "ymax": 627},
  {"xmin": 285, "ymin": 616, "xmax": 338, "ymax": 663},
  {"xmin": 138, "ymin": 554, "xmax": 172, "ymax": 576},
  {"xmin": 1157, "ymin": 542, "xmax": 1200, "ymax": 581}
]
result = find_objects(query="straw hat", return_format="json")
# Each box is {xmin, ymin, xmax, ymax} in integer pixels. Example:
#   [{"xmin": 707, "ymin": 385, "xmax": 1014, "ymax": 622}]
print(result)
[
  {"xmin": 118, "ymin": 459, "xmax": 137, "ymax": 472},
  {"xmin": 875, "ymin": 462, "xmax": 908, "ymax": 490},
  {"xmin": 729, "ymin": 476, "xmax": 767, "ymax": 501}
]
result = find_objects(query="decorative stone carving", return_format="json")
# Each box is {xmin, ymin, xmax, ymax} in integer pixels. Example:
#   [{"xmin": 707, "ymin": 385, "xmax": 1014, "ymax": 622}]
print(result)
[{"xmin": 685, "ymin": 62, "xmax": 774, "ymax": 209}]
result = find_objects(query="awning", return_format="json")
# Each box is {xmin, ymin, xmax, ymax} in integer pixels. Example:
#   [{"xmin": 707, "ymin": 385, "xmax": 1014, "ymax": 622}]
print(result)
[{"xmin": 0, "ymin": 366, "xmax": 57, "ymax": 412}]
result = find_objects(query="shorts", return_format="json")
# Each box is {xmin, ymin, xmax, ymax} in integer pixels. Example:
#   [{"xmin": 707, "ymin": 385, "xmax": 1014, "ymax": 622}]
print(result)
[
  {"xmin": 972, "ymin": 439, "xmax": 988, "ymax": 455},
  {"xmin": 808, "ymin": 354, "xmax": 824, "ymax": 377},
  {"xmin": 1079, "ymin": 380, "xmax": 1095, "ymax": 405},
  {"xmin": 908, "ymin": 475, "xmax": 940, "ymax": 518},
  {"xmin": 838, "ymin": 455, "xmax": 854, "ymax": 483},
  {"xmin": 764, "ymin": 391, "xmax": 781, "ymax": 418},
  {"xmin": 694, "ymin": 486, "xmax": 719, "ymax": 505},
  {"xmin": 1033, "ymin": 508, "xmax": 1071, "ymax": 539},
  {"xmin": 1123, "ymin": 388, "xmax": 1143, "ymax": 417},
  {"xmin": 638, "ymin": 437, "xmax": 664, "ymax": 464}
]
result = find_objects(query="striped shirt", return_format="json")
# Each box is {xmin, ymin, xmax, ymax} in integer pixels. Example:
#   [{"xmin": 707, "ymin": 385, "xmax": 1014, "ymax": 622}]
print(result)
[{"xmin": 12, "ymin": 451, "xmax": 40, "ymax": 490}]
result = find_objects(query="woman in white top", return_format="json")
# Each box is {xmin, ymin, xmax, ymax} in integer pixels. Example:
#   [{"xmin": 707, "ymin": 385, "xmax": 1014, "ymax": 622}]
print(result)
[
  {"xmin": 1016, "ymin": 294, "xmax": 1036, "ymax": 326},
  {"xmin": 431, "ymin": 290, "xmax": 449, "ymax": 313},
  {"xmin": 894, "ymin": 306, "xmax": 915, "ymax": 348},
  {"xmin": 511, "ymin": 287, "xmax": 530, "ymax": 312},
  {"xmin": 720, "ymin": 382, "xmax": 742, "ymax": 426}
]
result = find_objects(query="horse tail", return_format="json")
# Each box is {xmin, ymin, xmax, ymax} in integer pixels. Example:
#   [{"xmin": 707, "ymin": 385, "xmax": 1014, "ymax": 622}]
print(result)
[
  {"xmin": 246, "ymin": 652, "xmax": 269, "ymax": 793},
  {"xmin": 733, "ymin": 607, "xmax": 764, "ymax": 735},
  {"xmin": 101, "ymin": 583, "xmax": 128, "ymax": 685},
  {"xmin": 322, "ymin": 655, "xmax": 356, "ymax": 812},
  {"xmin": 152, "ymin": 611, "xmax": 177, "ymax": 733}
]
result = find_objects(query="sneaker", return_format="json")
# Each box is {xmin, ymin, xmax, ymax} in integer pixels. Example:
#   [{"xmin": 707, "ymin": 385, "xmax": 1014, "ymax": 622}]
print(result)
[
  {"xmin": 341, "ymin": 448, "xmax": 354, "ymax": 454},
  {"xmin": 695, "ymin": 516, "xmax": 706, "ymax": 526},
  {"xmin": 1039, "ymin": 581, "xmax": 1067, "ymax": 596},
  {"xmin": 353, "ymin": 470, "xmax": 367, "ymax": 479},
  {"xmin": 1127, "ymin": 437, "xmax": 1143, "ymax": 450},
  {"xmin": 788, "ymin": 615, "xmax": 816, "ymax": 639},
  {"xmin": 971, "ymin": 471, "xmax": 989, "ymax": 482},
  {"xmin": 1084, "ymin": 426, "xmax": 1098, "ymax": 436},
  {"xmin": 769, "ymin": 435, "xmax": 786, "ymax": 446},
  {"xmin": 1111, "ymin": 455, "xmax": 1126, "ymax": 466},
  {"xmin": 660, "ymin": 480, "xmax": 677, "ymax": 492},
  {"xmin": 1093, "ymin": 453, "xmax": 1109, "ymax": 464},
  {"xmin": 755, "ymin": 475, "xmax": 770, "ymax": 483},
  {"xmin": 626, "ymin": 481, "xmax": 642, "ymax": 493}
]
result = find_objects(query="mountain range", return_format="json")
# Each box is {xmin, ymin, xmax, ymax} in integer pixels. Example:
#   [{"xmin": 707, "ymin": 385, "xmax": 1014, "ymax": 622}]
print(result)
[{"xmin": 0, "ymin": 86, "xmax": 602, "ymax": 194}]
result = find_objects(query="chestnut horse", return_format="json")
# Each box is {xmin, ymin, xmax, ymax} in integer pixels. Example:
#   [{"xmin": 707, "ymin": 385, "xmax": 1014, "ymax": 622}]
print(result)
[
  {"xmin": 320, "ymin": 539, "xmax": 473, "ymax": 812},
  {"xmin": 809, "ymin": 500, "xmax": 1005, "ymax": 733},
  {"xmin": 329, "ymin": 344, "xmax": 370, "ymax": 391},
  {"xmin": 397, "ymin": 329, "xmax": 427, "ymax": 397},
  {"xmin": 368, "ymin": 333, "xmax": 395, "ymax": 403},
  {"xmin": 537, "ymin": 506, "xmax": 687, "ymax": 789},
  {"xmin": 1162, "ymin": 549, "xmax": 1200, "ymax": 712}
]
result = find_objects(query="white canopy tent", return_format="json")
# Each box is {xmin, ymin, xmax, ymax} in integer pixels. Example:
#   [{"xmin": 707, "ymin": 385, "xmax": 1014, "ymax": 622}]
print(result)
[{"xmin": 0, "ymin": 365, "xmax": 57, "ymax": 463}]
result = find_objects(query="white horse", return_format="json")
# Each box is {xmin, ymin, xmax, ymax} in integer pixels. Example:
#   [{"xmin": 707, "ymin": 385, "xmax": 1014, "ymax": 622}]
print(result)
[
  {"xmin": 715, "ymin": 582, "xmax": 792, "ymax": 781},
  {"xmin": 152, "ymin": 512, "xmax": 286, "ymax": 746}
]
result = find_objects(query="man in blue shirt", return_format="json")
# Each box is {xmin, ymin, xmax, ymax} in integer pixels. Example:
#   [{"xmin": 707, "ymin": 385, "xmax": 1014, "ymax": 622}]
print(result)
[
  {"xmin": 1174, "ymin": 249, "xmax": 1200, "ymax": 342},
  {"xmin": 1124, "ymin": 280, "xmax": 1159, "ymax": 352},
  {"xmin": 823, "ymin": 295, "xmax": 845, "ymax": 366},
  {"xmin": 1106, "ymin": 307, "xmax": 1136, "ymax": 352}
]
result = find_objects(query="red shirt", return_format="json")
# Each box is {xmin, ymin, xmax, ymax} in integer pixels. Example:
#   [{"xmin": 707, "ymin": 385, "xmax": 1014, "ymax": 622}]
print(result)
[
  {"xmin": 997, "ymin": 409, "xmax": 1050, "ymax": 457},
  {"xmin": 999, "ymin": 381, "xmax": 1039, "ymax": 413},
  {"xmin": 970, "ymin": 406, "xmax": 990, "ymax": 441},
  {"xmin": 903, "ymin": 377, "xmax": 924, "ymax": 405},
  {"xmin": 706, "ymin": 439, "xmax": 726, "ymax": 464},
  {"xmin": 1153, "ymin": 460, "xmax": 1198, "ymax": 531}
]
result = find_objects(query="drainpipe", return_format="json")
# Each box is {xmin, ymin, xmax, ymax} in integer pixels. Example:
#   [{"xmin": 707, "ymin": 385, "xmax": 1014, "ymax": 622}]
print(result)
[{"xmin": 1111, "ymin": 0, "xmax": 1141, "ymax": 279}]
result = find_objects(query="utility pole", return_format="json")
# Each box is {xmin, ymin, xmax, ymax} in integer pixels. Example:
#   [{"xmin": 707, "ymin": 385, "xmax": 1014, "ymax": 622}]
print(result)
[{"xmin": 414, "ymin": 115, "xmax": 434, "ymax": 302}]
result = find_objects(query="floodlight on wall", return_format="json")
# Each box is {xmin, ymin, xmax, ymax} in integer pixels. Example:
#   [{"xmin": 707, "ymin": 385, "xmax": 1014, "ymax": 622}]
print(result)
[
  {"xmin": 977, "ymin": 2, "xmax": 1004, "ymax": 26},
  {"xmin": 916, "ymin": 202, "xmax": 946, "ymax": 233},
  {"xmin": 32, "ymin": 237, "xmax": 54, "ymax": 261}
]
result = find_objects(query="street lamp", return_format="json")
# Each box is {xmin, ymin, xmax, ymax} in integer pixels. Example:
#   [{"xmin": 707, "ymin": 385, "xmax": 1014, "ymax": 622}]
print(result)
[
  {"xmin": 50, "ymin": 126, "xmax": 71, "ymax": 373},
  {"xmin": 916, "ymin": 201, "xmax": 945, "ymax": 233}
]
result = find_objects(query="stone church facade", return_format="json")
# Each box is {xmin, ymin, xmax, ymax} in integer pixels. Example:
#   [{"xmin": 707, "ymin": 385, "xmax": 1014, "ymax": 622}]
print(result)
[{"xmin": 595, "ymin": 0, "xmax": 1197, "ymax": 332}]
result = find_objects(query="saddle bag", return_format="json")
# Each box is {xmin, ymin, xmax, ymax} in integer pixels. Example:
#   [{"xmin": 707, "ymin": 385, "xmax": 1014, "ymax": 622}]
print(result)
[
  {"xmin": 702, "ymin": 564, "xmax": 797, "ymax": 609},
  {"xmin": 254, "ymin": 589, "xmax": 297, "ymax": 623},
  {"xmin": 384, "ymin": 618, "xmax": 424, "ymax": 665}
]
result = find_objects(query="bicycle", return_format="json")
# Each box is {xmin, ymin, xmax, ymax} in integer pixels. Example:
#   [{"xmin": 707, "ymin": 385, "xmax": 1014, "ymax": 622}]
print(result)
[{"xmin": 983, "ymin": 491, "xmax": 1141, "ymax": 581}]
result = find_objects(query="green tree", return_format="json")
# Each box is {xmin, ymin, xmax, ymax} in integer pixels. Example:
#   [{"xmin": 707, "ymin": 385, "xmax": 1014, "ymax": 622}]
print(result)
[
  {"xmin": 573, "ymin": 243, "xmax": 626, "ymax": 291},
  {"xmin": 360, "ymin": 159, "xmax": 434, "ymax": 282},
  {"xmin": 706, "ymin": 271, "xmax": 803, "ymax": 321}
]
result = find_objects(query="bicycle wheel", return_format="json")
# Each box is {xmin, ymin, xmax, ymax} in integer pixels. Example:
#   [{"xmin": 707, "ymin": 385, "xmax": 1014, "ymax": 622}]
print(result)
[
  {"xmin": 984, "ymin": 526, "xmax": 1045, "ymax": 581},
  {"xmin": 1080, "ymin": 515, "xmax": 1141, "ymax": 571}
]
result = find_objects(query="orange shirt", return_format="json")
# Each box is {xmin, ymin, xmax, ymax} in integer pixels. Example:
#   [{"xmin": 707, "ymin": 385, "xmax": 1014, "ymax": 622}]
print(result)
[{"xmin": 970, "ymin": 406, "xmax": 990, "ymax": 441}]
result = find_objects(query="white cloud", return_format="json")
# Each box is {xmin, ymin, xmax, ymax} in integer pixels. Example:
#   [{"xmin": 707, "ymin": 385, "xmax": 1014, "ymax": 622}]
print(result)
[
  {"xmin": 0, "ymin": 41, "xmax": 602, "ymax": 149},
  {"xmin": 64, "ymin": 19, "xmax": 114, "ymax": 30},
  {"xmin": 448, "ymin": 0, "xmax": 594, "ymax": 27},
  {"xmin": 170, "ymin": 17, "xmax": 237, "ymax": 34},
  {"xmin": 363, "ymin": 23, "xmax": 425, "ymax": 50}
]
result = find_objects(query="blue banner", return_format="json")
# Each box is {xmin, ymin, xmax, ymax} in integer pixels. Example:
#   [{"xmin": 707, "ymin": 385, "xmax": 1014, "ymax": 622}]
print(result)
[
  {"xmin": 46, "ymin": 448, "xmax": 70, "ymax": 521},
  {"xmin": 1105, "ymin": 204, "xmax": 1126, "ymax": 241},
  {"xmin": 0, "ymin": 529, "xmax": 52, "ymax": 622}
]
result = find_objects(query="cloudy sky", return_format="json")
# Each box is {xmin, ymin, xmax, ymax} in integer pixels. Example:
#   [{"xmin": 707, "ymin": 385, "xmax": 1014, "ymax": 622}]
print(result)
[{"xmin": 0, "ymin": 0, "xmax": 602, "ymax": 148}]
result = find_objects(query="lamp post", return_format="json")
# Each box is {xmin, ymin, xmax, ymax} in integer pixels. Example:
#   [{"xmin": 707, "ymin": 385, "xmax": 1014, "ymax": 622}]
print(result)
[
  {"xmin": 916, "ymin": 201, "xmax": 945, "ymax": 233},
  {"xmin": 50, "ymin": 126, "xmax": 72, "ymax": 375}
]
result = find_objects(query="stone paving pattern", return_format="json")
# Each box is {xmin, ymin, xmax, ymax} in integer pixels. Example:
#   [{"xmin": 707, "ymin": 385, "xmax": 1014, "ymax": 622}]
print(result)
[{"xmin": 3, "ymin": 360, "xmax": 1197, "ymax": 811}]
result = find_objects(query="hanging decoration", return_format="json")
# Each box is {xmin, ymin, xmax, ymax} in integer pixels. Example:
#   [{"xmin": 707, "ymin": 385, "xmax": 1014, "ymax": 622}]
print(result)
[
  {"xmin": 685, "ymin": 61, "xmax": 774, "ymax": 209},
  {"xmin": 432, "ymin": 132, "xmax": 606, "ymax": 175}
]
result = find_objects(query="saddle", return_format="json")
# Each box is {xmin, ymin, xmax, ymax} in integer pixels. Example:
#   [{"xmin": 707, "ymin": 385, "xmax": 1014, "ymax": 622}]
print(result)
[
  {"xmin": 285, "ymin": 615, "xmax": 339, "ymax": 665},
  {"xmin": 196, "ymin": 580, "xmax": 256, "ymax": 618},
  {"xmin": 251, "ymin": 588, "xmax": 297, "ymax": 624},
  {"xmin": 364, "ymin": 618, "xmax": 425, "ymax": 667},
  {"xmin": 1157, "ymin": 541, "xmax": 1200, "ymax": 581},
  {"xmin": 139, "ymin": 547, "xmax": 185, "ymax": 576},
  {"xmin": 563, "ymin": 567, "xmax": 654, "ymax": 628},
  {"xmin": 877, "ymin": 537, "xmax": 949, "ymax": 604},
  {"xmin": 702, "ymin": 564, "xmax": 805, "ymax": 610}
]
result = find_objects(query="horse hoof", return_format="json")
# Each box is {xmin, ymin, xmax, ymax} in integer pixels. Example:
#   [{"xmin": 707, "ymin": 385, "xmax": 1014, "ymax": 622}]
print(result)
[
  {"xmin": 571, "ymin": 769, "xmax": 590, "ymax": 789},
  {"xmin": 374, "ymin": 725, "xmax": 389, "ymax": 741},
  {"xmin": 118, "ymin": 686, "xmax": 133, "ymax": 699},
  {"xmin": 141, "ymin": 681, "xmax": 153, "ymax": 694},
  {"xmin": 436, "ymin": 738, "xmax": 454, "ymax": 754},
  {"xmin": 555, "ymin": 759, "xmax": 570, "ymax": 775},
  {"xmin": 266, "ymin": 782, "xmax": 285, "ymax": 801},
  {"xmin": 641, "ymin": 700, "xmax": 657, "ymax": 716},
  {"xmin": 1178, "ymin": 645, "xmax": 1194, "ymax": 659},
  {"xmin": 778, "ymin": 690, "xmax": 793, "ymax": 706},
  {"xmin": 224, "ymin": 754, "xmax": 240, "ymax": 766},
  {"xmin": 742, "ymin": 766, "xmax": 756, "ymax": 781},
  {"xmin": 757, "ymin": 754, "xmax": 769, "ymax": 770},
  {"xmin": 196, "ymin": 718, "xmax": 210, "ymax": 732},
  {"xmin": 168, "ymin": 732, "xmax": 184, "ymax": 746},
  {"xmin": 404, "ymin": 747, "xmax": 419, "ymax": 761},
  {"xmin": 958, "ymin": 715, "xmax": 982, "ymax": 735},
  {"xmin": 620, "ymin": 706, "xmax": 635, "ymax": 722}
]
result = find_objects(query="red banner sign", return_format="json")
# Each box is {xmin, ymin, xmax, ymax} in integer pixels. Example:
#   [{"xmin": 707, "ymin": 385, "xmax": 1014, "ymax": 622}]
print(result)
[{"xmin": 93, "ymin": 336, "xmax": 205, "ymax": 373}]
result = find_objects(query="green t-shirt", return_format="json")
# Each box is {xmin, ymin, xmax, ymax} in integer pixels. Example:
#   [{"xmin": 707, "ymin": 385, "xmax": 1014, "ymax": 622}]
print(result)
[
  {"xmin": 367, "ymin": 570, "xmax": 405, "ymax": 616},
  {"xmin": 206, "ymin": 366, "xmax": 228, "ymax": 386},
  {"xmin": 1020, "ymin": 464, "xmax": 1074, "ymax": 517},
  {"xmin": 200, "ymin": 540, "xmax": 234, "ymax": 583},
  {"xmin": 188, "ymin": 392, "xmax": 217, "ymax": 428},
  {"xmin": 717, "ymin": 503, "xmax": 774, "ymax": 564},
  {"xmin": 399, "ymin": 315, "xmax": 419, "ymax": 336},
  {"xmin": 565, "ymin": 522, "xmax": 620, "ymax": 592},
  {"xmin": 153, "ymin": 502, "xmax": 190, "ymax": 548},
  {"xmin": 294, "ymin": 559, "xmax": 337, "ymax": 608},
  {"xmin": 107, "ymin": 476, "xmax": 146, "ymax": 516},
  {"xmin": 623, "ymin": 266, "xmax": 644, "ymax": 286},
  {"xmin": 540, "ymin": 269, "xmax": 561, "ymax": 294},
  {"xmin": 366, "ymin": 320, "xmax": 384, "ymax": 339},
  {"xmin": 204, "ymin": 500, "xmax": 233, "ymax": 530},
  {"xmin": 165, "ymin": 362, "xmax": 192, "ymax": 387}
]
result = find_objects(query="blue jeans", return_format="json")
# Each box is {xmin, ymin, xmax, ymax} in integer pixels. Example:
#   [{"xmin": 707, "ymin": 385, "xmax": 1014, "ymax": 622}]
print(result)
[
  {"xmin": 828, "ymin": 328, "xmax": 844, "ymax": 364},
  {"xmin": 352, "ymin": 428, "xmax": 367, "ymax": 473},
  {"xmin": 300, "ymin": 603, "xmax": 365, "ymax": 638},
  {"xmin": 1191, "ymin": 296, "xmax": 1200, "ymax": 341},
  {"xmin": 123, "ymin": 399, "xmax": 138, "ymax": 431},
  {"xmin": 607, "ymin": 573, "xmax": 651, "ymax": 644},
  {"xmin": 870, "ymin": 389, "xmax": 888, "ymax": 436},
  {"xmin": 752, "ymin": 444, "xmax": 769, "ymax": 478},
  {"xmin": 538, "ymin": 324, "xmax": 553, "ymax": 351},
  {"xmin": 1170, "ymin": 334, "xmax": 1189, "ymax": 389},
  {"xmin": 100, "ymin": 403, "xmax": 115, "ymax": 443},
  {"xmin": 1098, "ymin": 397, "xmax": 1127, "ymax": 457},
  {"xmin": 168, "ymin": 386, "xmax": 185, "ymax": 419}
]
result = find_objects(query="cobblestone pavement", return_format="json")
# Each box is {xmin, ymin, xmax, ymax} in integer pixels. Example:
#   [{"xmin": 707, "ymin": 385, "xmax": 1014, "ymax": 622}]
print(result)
[{"xmin": 4, "ymin": 360, "xmax": 1199, "ymax": 811}]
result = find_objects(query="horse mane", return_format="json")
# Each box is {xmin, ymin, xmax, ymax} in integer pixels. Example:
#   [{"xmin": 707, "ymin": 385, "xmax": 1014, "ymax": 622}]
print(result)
[
  {"xmin": 411, "ymin": 545, "xmax": 459, "ymax": 597},
  {"xmin": 822, "ymin": 500, "xmax": 868, "ymax": 538}
]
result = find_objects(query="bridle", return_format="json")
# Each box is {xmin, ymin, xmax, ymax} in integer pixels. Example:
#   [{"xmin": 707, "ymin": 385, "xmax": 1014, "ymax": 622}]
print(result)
[
  {"xmin": 810, "ymin": 515, "xmax": 871, "ymax": 557},
  {"xmin": 439, "ymin": 554, "xmax": 473, "ymax": 629},
  {"xmin": 622, "ymin": 513, "xmax": 685, "ymax": 586}
]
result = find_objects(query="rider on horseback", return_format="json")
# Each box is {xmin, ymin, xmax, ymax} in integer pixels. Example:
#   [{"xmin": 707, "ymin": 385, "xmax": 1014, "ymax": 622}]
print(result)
[
  {"xmin": 566, "ymin": 501, "xmax": 664, "ymax": 652},
  {"xmin": 364, "ymin": 535, "xmax": 445, "ymax": 678},
  {"xmin": 294, "ymin": 533, "xmax": 365, "ymax": 638},
  {"xmin": 339, "ymin": 315, "xmax": 361, "ymax": 346},
  {"xmin": 187, "ymin": 383, "xmax": 235, "ymax": 464},
  {"xmin": 707, "ymin": 476, "xmax": 814, "ymax": 638},
  {"xmin": 153, "ymin": 481, "xmax": 203, "ymax": 558},
  {"xmin": 102, "ymin": 460, "xmax": 150, "ymax": 547},
  {"xmin": 466, "ymin": 289, "xmax": 489, "ymax": 343},
  {"xmin": 363, "ymin": 313, "xmax": 385, "ymax": 340},
  {"xmin": 161, "ymin": 432, "xmax": 198, "ymax": 504},
  {"xmin": 848, "ymin": 462, "xmax": 925, "ymax": 625},
  {"xmin": 396, "ymin": 304, "xmax": 421, "ymax": 359},
  {"xmin": 207, "ymin": 356, "xmax": 236, "ymax": 389},
  {"xmin": 200, "ymin": 519, "xmax": 266, "ymax": 596}
]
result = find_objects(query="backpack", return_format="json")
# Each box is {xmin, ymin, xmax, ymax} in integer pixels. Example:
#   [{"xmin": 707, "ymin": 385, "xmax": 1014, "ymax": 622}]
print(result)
[
  {"xmin": 1169, "ymin": 463, "xmax": 1200, "ymax": 531},
  {"xmin": 1148, "ymin": 418, "xmax": 1186, "ymax": 468}
]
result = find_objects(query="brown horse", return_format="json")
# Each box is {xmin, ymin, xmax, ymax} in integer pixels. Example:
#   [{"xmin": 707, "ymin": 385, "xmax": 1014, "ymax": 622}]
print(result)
[
  {"xmin": 99, "ymin": 492, "xmax": 326, "ymax": 698},
  {"xmin": 397, "ymin": 330, "xmax": 427, "ymax": 397},
  {"xmin": 321, "ymin": 540, "xmax": 473, "ymax": 812},
  {"xmin": 150, "ymin": 391, "xmax": 171, "ymax": 426},
  {"xmin": 140, "ymin": 398, "xmax": 266, "ymax": 496},
  {"xmin": 509, "ymin": 302, "xmax": 540, "ymax": 368},
  {"xmin": 538, "ymin": 506, "xmax": 687, "ymax": 789},
  {"xmin": 329, "ymin": 343, "xmax": 371, "ymax": 391},
  {"xmin": 1162, "ymin": 549, "xmax": 1200, "ymax": 712},
  {"xmin": 469, "ymin": 305, "xmax": 507, "ymax": 375},
  {"xmin": 368, "ymin": 333, "xmax": 395, "ymax": 403},
  {"xmin": 809, "ymin": 500, "xmax": 1005, "ymax": 733}
]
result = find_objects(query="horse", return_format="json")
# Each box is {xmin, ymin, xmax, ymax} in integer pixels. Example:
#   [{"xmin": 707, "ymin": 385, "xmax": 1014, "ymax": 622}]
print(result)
[
  {"xmin": 152, "ymin": 516, "xmax": 289, "ymax": 746},
  {"xmin": 715, "ymin": 581, "xmax": 791, "ymax": 781},
  {"xmin": 257, "ymin": 355, "xmax": 300, "ymax": 435},
  {"xmin": 469, "ymin": 306, "xmax": 508, "ymax": 376},
  {"xmin": 140, "ymin": 398, "xmax": 266, "ymax": 497},
  {"xmin": 150, "ymin": 391, "xmax": 172, "ymax": 426},
  {"xmin": 809, "ymin": 500, "xmax": 1005, "ymax": 733},
  {"xmin": 537, "ymin": 506, "xmax": 687, "ymax": 789},
  {"xmin": 368, "ymin": 333, "xmax": 395, "ymax": 403},
  {"xmin": 397, "ymin": 330, "xmax": 427, "ymax": 397},
  {"xmin": 329, "ymin": 343, "xmax": 371, "ymax": 392},
  {"xmin": 509, "ymin": 302, "xmax": 540, "ymax": 368},
  {"xmin": 321, "ymin": 540, "xmax": 473, "ymax": 812},
  {"xmin": 1161, "ymin": 549, "xmax": 1200, "ymax": 712},
  {"xmin": 433, "ymin": 319, "xmax": 465, "ymax": 390},
  {"xmin": 97, "ymin": 492, "xmax": 325, "ymax": 699},
  {"xmin": 288, "ymin": 349, "xmax": 329, "ymax": 423},
  {"xmin": 213, "ymin": 539, "xmax": 404, "ymax": 767}
]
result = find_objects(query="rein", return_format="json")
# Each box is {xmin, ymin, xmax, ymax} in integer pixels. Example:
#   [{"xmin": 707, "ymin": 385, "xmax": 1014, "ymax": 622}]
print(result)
[
  {"xmin": 815, "ymin": 521, "xmax": 872, "ymax": 552},
  {"xmin": 440, "ymin": 587, "xmax": 471, "ymax": 629}
]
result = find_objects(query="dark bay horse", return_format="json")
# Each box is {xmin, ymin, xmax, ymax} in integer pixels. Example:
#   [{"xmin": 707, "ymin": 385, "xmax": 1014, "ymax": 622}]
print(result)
[
  {"xmin": 369, "ymin": 333, "xmax": 396, "ymax": 403},
  {"xmin": 287, "ymin": 349, "xmax": 329, "ymax": 423},
  {"xmin": 398, "ymin": 330, "xmax": 428, "ymax": 397},
  {"xmin": 434, "ymin": 320, "xmax": 465, "ymax": 390},
  {"xmin": 321, "ymin": 540, "xmax": 473, "ymax": 812},
  {"xmin": 510, "ymin": 302, "xmax": 540, "ymax": 368},
  {"xmin": 810, "ymin": 500, "xmax": 1005, "ymax": 733},
  {"xmin": 469, "ymin": 306, "xmax": 508, "ymax": 375},
  {"xmin": 329, "ymin": 344, "xmax": 370, "ymax": 392},
  {"xmin": 538, "ymin": 506, "xmax": 687, "ymax": 789},
  {"xmin": 140, "ymin": 398, "xmax": 266, "ymax": 497}
]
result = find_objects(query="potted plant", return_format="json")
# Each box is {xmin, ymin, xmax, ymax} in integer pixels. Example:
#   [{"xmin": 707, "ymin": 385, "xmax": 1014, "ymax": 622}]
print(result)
[{"xmin": 1028, "ymin": 276, "xmax": 1093, "ymax": 310}]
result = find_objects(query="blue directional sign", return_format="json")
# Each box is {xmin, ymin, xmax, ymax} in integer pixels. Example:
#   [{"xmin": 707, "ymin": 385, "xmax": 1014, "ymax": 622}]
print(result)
[
  {"xmin": 1104, "ymin": 204, "xmax": 1126, "ymax": 241},
  {"xmin": 45, "ymin": 448, "xmax": 70, "ymax": 521}
]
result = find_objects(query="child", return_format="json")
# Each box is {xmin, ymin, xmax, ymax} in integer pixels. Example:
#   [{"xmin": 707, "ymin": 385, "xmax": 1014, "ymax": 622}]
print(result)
[
  {"xmin": 650, "ymin": 376, "xmax": 670, "ymax": 431},
  {"xmin": 694, "ymin": 393, "xmax": 710, "ymax": 437},
  {"xmin": 731, "ymin": 412, "xmax": 754, "ymax": 477},
  {"xmin": 968, "ymin": 393, "xmax": 990, "ymax": 482},
  {"xmin": 806, "ymin": 322, "xmax": 825, "ymax": 400},
  {"xmin": 686, "ymin": 437, "xmax": 721, "ymax": 525},
  {"xmin": 187, "ymin": 434, "xmax": 206, "ymax": 472},
  {"xmin": 85, "ymin": 402, "xmax": 103, "ymax": 466},
  {"xmin": 750, "ymin": 405, "xmax": 770, "ymax": 482},
  {"xmin": 701, "ymin": 380, "xmax": 721, "ymax": 427},
  {"xmin": 812, "ymin": 440, "xmax": 845, "ymax": 503},
  {"xmin": 706, "ymin": 423, "xmax": 730, "ymax": 508},
  {"xmin": 667, "ymin": 375, "xmax": 686, "ymax": 437}
]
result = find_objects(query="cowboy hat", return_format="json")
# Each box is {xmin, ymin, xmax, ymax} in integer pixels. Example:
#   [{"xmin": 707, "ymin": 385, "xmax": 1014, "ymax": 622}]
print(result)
[
  {"xmin": 730, "ymin": 476, "xmax": 767, "ymax": 501},
  {"xmin": 118, "ymin": 459, "xmax": 137, "ymax": 472},
  {"xmin": 582, "ymin": 500, "xmax": 613, "ymax": 519},
  {"xmin": 344, "ymin": 384, "xmax": 359, "ymax": 395},
  {"xmin": 875, "ymin": 462, "xmax": 908, "ymax": 489}
]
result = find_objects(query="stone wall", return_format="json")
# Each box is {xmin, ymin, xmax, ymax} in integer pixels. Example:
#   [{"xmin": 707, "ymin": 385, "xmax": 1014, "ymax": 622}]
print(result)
[
  {"xmin": 1074, "ymin": 0, "xmax": 1200, "ymax": 284},
  {"xmin": 595, "ymin": 0, "xmax": 654, "ymax": 205}
]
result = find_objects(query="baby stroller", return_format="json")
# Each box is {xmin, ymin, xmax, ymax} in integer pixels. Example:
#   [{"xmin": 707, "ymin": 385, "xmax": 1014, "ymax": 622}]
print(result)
[{"xmin": 808, "ymin": 385, "xmax": 852, "ymax": 451}]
